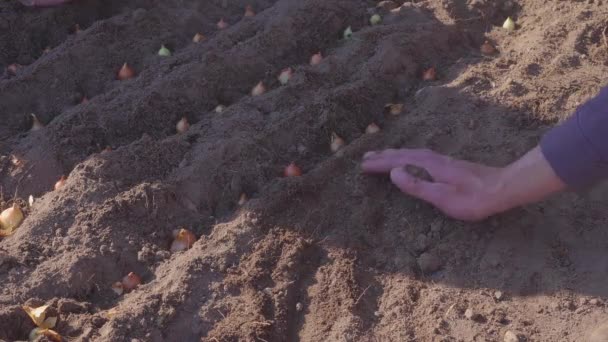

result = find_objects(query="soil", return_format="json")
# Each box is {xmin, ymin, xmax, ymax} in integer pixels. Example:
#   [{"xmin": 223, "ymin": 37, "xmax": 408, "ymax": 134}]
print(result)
[{"xmin": 1, "ymin": 0, "xmax": 607, "ymax": 341}]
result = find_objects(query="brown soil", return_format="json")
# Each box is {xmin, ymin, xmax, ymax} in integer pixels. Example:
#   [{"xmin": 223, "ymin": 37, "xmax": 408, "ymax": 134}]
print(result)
[{"xmin": 1, "ymin": 0, "xmax": 608, "ymax": 341}]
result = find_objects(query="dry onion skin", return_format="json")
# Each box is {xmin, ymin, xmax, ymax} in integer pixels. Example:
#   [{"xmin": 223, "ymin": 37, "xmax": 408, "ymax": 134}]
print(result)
[
  {"xmin": 117, "ymin": 63, "xmax": 135, "ymax": 80},
  {"xmin": 29, "ymin": 327, "xmax": 62, "ymax": 342},
  {"xmin": 385, "ymin": 103, "xmax": 404, "ymax": 116},
  {"xmin": 176, "ymin": 117, "xmax": 190, "ymax": 133},
  {"xmin": 121, "ymin": 272, "xmax": 142, "ymax": 291},
  {"xmin": 284, "ymin": 162, "xmax": 302, "ymax": 177},
  {"xmin": 278, "ymin": 67, "xmax": 293, "ymax": 85},
  {"xmin": 23, "ymin": 305, "xmax": 61, "ymax": 342},
  {"xmin": 30, "ymin": 113, "xmax": 44, "ymax": 131},
  {"xmin": 170, "ymin": 228, "xmax": 197, "ymax": 252},
  {"xmin": 310, "ymin": 52, "xmax": 323, "ymax": 66},
  {"xmin": 111, "ymin": 281, "xmax": 124, "ymax": 295}
]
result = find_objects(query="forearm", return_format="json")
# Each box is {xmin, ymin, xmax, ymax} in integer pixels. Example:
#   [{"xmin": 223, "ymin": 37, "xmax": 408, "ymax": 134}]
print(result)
[{"xmin": 487, "ymin": 146, "xmax": 566, "ymax": 214}]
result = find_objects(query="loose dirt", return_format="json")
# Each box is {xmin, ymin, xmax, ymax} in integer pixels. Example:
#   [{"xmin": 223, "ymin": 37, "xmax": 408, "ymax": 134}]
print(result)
[{"xmin": 1, "ymin": 0, "xmax": 607, "ymax": 341}]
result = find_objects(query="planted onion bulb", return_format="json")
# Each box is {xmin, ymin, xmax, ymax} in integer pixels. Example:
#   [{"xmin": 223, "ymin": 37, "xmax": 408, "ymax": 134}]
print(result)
[
  {"xmin": 217, "ymin": 18, "xmax": 229, "ymax": 29},
  {"xmin": 370, "ymin": 14, "xmax": 382, "ymax": 25},
  {"xmin": 422, "ymin": 67, "xmax": 436, "ymax": 81},
  {"xmin": 365, "ymin": 122, "xmax": 381, "ymax": 134},
  {"xmin": 111, "ymin": 282, "xmax": 124, "ymax": 295},
  {"xmin": 310, "ymin": 52, "xmax": 323, "ymax": 66},
  {"xmin": 284, "ymin": 162, "xmax": 302, "ymax": 177},
  {"xmin": 251, "ymin": 81, "xmax": 266, "ymax": 96},
  {"xmin": 0, "ymin": 203, "xmax": 24, "ymax": 231},
  {"xmin": 244, "ymin": 5, "xmax": 255, "ymax": 17},
  {"xmin": 343, "ymin": 26, "xmax": 353, "ymax": 40},
  {"xmin": 158, "ymin": 45, "xmax": 172, "ymax": 57},
  {"xmin": 480, "ymin": 41, "xmax": 497, "ymax": 55},
  {"xmin": 503, "ymin": 17, "xmax": 515, "ymax": 31},
  {"xmin": 214, "ymin": 105, "xmax": 226, "ymax": 113},
  {"xmin": 54, "ymin": 176, "xmax": 66, "ymax": 191},
  {"xmin": 170, "ymin": 228, "xmax": 196, "ymax": 252},
  {"xmin": 385, "ymin": 103, "xmax": 404, "ymax": 115},
  {"xmin": 176, "ymin": 117, "xmax": 190, "ymax": 133},
  {"xmin": 278, "ymin": 67, "xmax": 293, "ymax": 85},
  {"xmin": 30, "ymin": 113, "xmax": 44, "ymax": 131},
  {"xmin": 121, "ymin": 272, "xmax": 141, "ymax": 291},
  {"xmin": 7, "ymin": 63, "xmax": 20, "ymax": 75},
  {"xmin": 330, "ymin": 132, "xmax": 345, "ymax": 153},
  {"xmin": 192, "ymin": 33, "xmax": 205, "ymax": 43},
  {"xmin": 238, "ymin": 193, "xmax": 247, "ymax": 206},
  {"xmin": 117, "ymin": 63, "xmax": 135, "ymax": 80},
  {"xmin": 80, "ymin": 96, "xmax": 89, "ymax": 104}
]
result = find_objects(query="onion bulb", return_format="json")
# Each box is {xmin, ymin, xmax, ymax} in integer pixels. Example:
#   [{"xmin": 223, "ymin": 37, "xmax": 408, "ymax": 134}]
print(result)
[
  {"xmin": 102, "ymin": 146, "xmax": 112, "ymax": 154},
  {"xmin": 158, "ymin": 45, "xmax": 172, "ymax": 57},
  {"xmin": 284, "ymin": 162, "xmax": 302, "ymax": 177},
  {"xmin": 28, "ymin": 195, "xmax": 34, "ymax": 207},
  {"xmin": 80, "ymin": 96, "xmax": 89, "ymax": 104},
  {"xmin": 111, "ymin": 282, "xmax": 124, "ymax": 295},
  {"xmin": 422, "ymin": 67, "xmax": 436, "ymax": 81},
  {"xmin": 192, "ymin": 33, "xmax": 205, "ymax": 43},
  {"xmin": 365, "ymin": 122, "xmax": 381, "ymax": 134},
  {"xmin": 215, "ymin": 105, "xmax": 226, "ymax": 113},
  {"xmin": 244, "ymin": 5, "xmax": 255, "ymax": 17},
  {"xmin": 170, "ymin": 228, "xmax": 196, "ymax": 252},
  {"xmin": 7, "ymin": 63, "xmax": 21, "ymax": 75},
  {"xmin": 251, "ymin": 81, "xmax": 266, "ymax": 96},
  {"xmin": 503, "ymin": 17, "xmax": 515, "ymax": 31},
  {"xmin": 54, "ymin": 175, "xmax": 66, "ymax": 191},
  {"xmin": 330, "ymin": 132, "xmax": 345, "ymax": 153},
  {"xmin": 310, "ymin": 52, "xmax": 323, "ymax": 66},
  {"xmin": 343, "ymin": 26, "xmax": 353, "ymax": 40},
  {"xmin": 385, "ymin": 103, "xmax": 404, "ymax": 115},
  {"xmin": 278, "ymin": 67, "xmax": 293, "ymax": 85},
  {"xmin": 117, "ymin": 62, "xmax": 135, "ymax": 80},
  {"xmin": 176, "ymin": 116, "xmax": 190, "ymax": 133},
  {"xmin": 480, "ymin": 41, "xmax": 497, "ymax": 55},
  {"xmin": 43, "ymin": 46, "xmax": 51, "ymax": 54},
  {"xmin": 217, "ymin": 18, "xmax": 229, "ymax": 29},
  {"xmin": 30, "ymin": 113, "xmax": 44, "ymax": 131},
  {"xmin": 370, "ymin": 14, "xmax": 382, "ymax": 25},
  {"xmin": 238, "ymin": 193, "xmax": 247, "ymax": 206},
  {"xmin": 0, "ymin": 203, "xmax": 24, "ymax": 232},
  {"xmin": 121, "ymin": 272, "xmax": 141, "ymax": 291}
]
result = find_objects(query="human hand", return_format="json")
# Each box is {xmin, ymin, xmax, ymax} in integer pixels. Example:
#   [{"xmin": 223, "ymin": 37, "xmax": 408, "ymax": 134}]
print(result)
[{"xmin": 361, "ymin": 148, "xmax": 503, "ymax": 221}]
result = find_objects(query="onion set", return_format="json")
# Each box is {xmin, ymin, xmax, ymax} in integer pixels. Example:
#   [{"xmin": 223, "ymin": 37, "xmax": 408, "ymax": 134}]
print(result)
[
  {"xmin": 343, "ymin": 26, "xmax": 353, "ymax": 40},
  {"xmin": 7, "ymin": 63, "xmax": 21, "ymax": 75},
  {"xmin": 480, "ymin": 41, "xmax": 497, "ymax": 55},
  {"xmin": 422, "ymin": 67, "xmax": 436, "ymax": 81},
  {"xmin": 370, "ymin": 14, "xmax": 382, "ymax": 25},
  {"xmin": 310, "ymin": 52, "xmax": 323, "ymax": 66},
  {"xmin": 111, "ymin": 282, "xmax": 124, "ymax": 295},
  {"xmin": 158, "ymin": 45, "xmax": 172, "ymax": 57},
  {"xmin": 278, "ymin": 67, "xmax": 293, "ymax": 85},
  {"xmin": 244, "ymin": 5, "xmax": 255, "ymax": 17},
  {"xmin": 121, "ymin": 272, "xmax": 142, "ymax": 291},
  {"xmin": 192, "ymin": 33, "xmax": 205, "ymax": 43},
  {"xmin": 30, "ymin": 113, "xmax": 44, "ymax": 131},
  {"xmin": 385, "ymin": 103, "xmax": 404, "ymax": 115},
  {"xmin": 284, "ymin": 162, "xmax": 302, "ymax": 177},
  {"xmin": 215, "ymin": 105, "xmax": 226, "ymax": 113},
  {"xmin": 330, "ymin": 132, "xmax": 345, "ymax": 153},
  {"xmin": 54, "ymin": 176, "xmax": 66, "ymax": 191},
  {"xmin": 0, "ymin": 203, "xmax": 24, "ymax": 235},
  {"xmin": 365, "ymin": 123, "xmax": 381, "ymax": 134},
  {"xmin": 176, "ymin": 117, "xmax": 190, "ymax": 133},
  {"xmin": 503, "ymin": 17, "xmax": 515, "ymax": 31},
  {"xmin": 217, "ymin": 18, "xmax": 229, "ymax": 29},
  {"xmin": 170, "ymin": 228, "xmax": 197, "ymax": 252},
  {"xmin": 238, "ymin": 193, "xmax": 247, "ymax": 206},
  {"xmin": 117, "ymin": 63, "xmax": 135, "ymax": 80},
  {"xmin": 251, "ymin": 81, "xmax": 266, "ymax": 96}
]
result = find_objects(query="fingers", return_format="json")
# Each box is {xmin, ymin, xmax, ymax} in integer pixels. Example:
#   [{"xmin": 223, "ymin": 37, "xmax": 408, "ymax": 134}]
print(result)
[{"xmin": 390, "ymin": 167, "xmax": 453, "ymax": 207}]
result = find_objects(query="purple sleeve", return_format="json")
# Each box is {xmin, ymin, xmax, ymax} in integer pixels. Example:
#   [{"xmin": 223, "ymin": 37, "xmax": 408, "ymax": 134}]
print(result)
[{"xmin": 540, "ymin": 86, "xmax": 608, "ymax": 188}]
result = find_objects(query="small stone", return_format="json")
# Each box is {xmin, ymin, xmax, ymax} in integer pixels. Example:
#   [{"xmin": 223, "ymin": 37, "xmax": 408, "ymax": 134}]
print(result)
[
  {"xmin": 504, "ymin": 330, "xmax": 520, "ymax": 342},
  {"xmin": 494, "ymin": 291, "xmax": 504, "ymax": 301},
  {"xmin": 465, "ymin": 308, "xmax": 475, "ymax": 320},
  {"xmin": 295, "ymin": 302, "xmax": 303, "ymax": 312},
  {"xmin": 417, "ymin": 252, "xmax": 442, "ymax": 274}
]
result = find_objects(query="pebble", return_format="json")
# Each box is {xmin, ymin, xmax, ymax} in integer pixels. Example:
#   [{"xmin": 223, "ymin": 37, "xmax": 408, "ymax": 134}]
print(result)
[
  {"xmin": 504, "ymin": 330, "xmax": 520, "ymax": 342},
  {"xmin": 417, "ymin": 252, "xmax": 442, "ymax": 274},
  {"xmin": 295, "ymin": 302, "xmax": 303, "ymax": 312}
]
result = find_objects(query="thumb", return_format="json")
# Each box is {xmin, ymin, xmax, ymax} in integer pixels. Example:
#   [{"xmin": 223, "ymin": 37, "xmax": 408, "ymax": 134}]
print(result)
[{"xmin": 390, "ymin": 167, "xmax": 451, "ymax": 206}]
